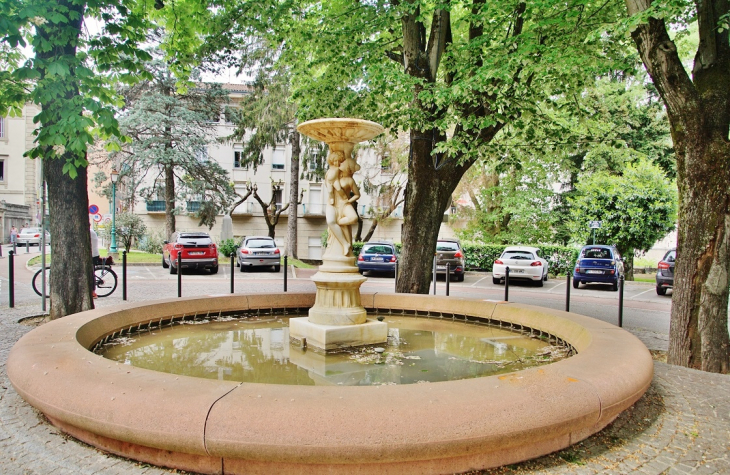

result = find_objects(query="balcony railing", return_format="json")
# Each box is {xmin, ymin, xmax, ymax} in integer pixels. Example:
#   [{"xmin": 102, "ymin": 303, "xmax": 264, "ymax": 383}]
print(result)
[
  {"xmin": 146, "ymin": 200, "xmax": 166, "ymax": 212},
  {"xmin": 302, "ymin": 203, "xmax": 324, "ymax": 216}
]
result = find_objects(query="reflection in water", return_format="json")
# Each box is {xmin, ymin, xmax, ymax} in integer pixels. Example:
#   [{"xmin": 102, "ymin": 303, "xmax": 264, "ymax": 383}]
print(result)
[{"xmin": 99, "ymin": 316, "xmax": 568, "ymax": 386}]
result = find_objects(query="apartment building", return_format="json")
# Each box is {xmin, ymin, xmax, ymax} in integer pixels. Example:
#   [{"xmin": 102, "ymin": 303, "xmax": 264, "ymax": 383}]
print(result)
[
  {"xmin": 132, "ymin": 84, "xmax": 406, "ymax": 259},
  {"xmin": 0, "ymin": 104, "xmax": 42, "ymax": 242}
]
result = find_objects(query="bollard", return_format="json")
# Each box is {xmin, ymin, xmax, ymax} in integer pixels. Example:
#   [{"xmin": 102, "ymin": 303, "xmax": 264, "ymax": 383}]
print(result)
[
  {"xmin": 284, "ymin": 256, "xmax": 288, "ymax": 292},
  {"xmin": 618, "ymin": 275, "xmax": 624, "ymax": 327},
  {"xmin": 394, "ymin": 260, "xmax": 398, "ymax": 293},
  {"xmin": 504, "ymin": 266, "xmax": 510, "ymax": 302},
  {"xmin": 13, "ymin": 242, "xmax": 16, "ymax": 254},
  {"xmin": 0, "ymin": 243, "xmax": 3, "ymax": 257},
  {"xmin": 177, "ymin": 252, "xmax": 182, "ymax": 298},
  {"xmin": 432, "ymin": 256, "xmax": 437, "ymax": 295},
  {"xmin": 231, "ymin": 254, "xmax": 235, "ymax": 294},
  {"xmin": 26, "ymin": 241, "xmax": 29, "ymax": 253},
  {"xmin": 9, "ymin": 251, "xmax": 14, "ymax": 308},
  {"xmin": 565, "ymin": 272, "xmax": 571, "ymax": 312},
  {"xmin": 122, "ymin": 251, "xmax": 127, "ymax": 301},
  {"xmin": 446, "ymin": 263, "xmax": 450, "ymax": 297}
]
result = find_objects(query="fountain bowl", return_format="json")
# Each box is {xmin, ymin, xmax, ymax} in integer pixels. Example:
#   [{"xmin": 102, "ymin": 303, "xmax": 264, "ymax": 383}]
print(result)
[{"xmin": 7, "ymin": 292, "xmax": 652, "ymax": 474}]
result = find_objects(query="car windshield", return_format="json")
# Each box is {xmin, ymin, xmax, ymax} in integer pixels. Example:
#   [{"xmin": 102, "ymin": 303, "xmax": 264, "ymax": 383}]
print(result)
[
  {"xmin": 22, "ymin": 228, "xmax": 41, "ymax": 233},
  {"xmin": 582, "ymin": 248, "xmax": 612, "ymax": 259},
  {"xmin": 436, "ymin": 242, "xmax": 459, "ymax": 252},
  {"xmin": 502, "ymin": 251, "xmax": 535, "ymax": 260},
  {"xmin": 363, "ymin": 245, "xmax": 393, "ymax": 255},
  {"xmin": 246, "ymin": 239, "xmax": 276, "ymax": 249},
  {"xmin": 664, "ymin": 250, "xmax": 676, "ymax": 262},
  {"xmin": 179, "ymin": 234, "xmax": 212, "ymax": 244}
]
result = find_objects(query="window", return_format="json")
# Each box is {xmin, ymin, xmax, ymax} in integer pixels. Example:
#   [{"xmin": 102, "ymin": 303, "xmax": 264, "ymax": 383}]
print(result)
[
  {"xmin": 0, "ymin": 117, "xmax": 5, "ymax": 139},
  {"xmin": 0, "ymin": 158, "xmax": 5, "ymax": 182},
  {"xmin": 234, "ymin": 149, "xmax": 248, "ymax": 169},
  {"xmin": 195, "ymin": 147, "xmax": 209, "ymax": 163},
  {"xmin": 273, "ymin": 188, "xmax": 283, "ymax": 210},
  {"xmin": 381, "ymin": 154, "xmax": 391, "ymax": 171},
  {"xmin": 308, "ymin": 185, "xmax": 322, "ymax": 214},
  {"xmin": 272, "ymin": 148, "xmax": 285, "ymax": 170}
]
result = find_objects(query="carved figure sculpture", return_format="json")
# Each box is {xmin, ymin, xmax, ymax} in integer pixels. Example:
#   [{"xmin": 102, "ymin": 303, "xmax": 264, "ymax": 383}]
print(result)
[{"xmin": 324, "ymin": 150, "xmax": 350, "ymax": 255}]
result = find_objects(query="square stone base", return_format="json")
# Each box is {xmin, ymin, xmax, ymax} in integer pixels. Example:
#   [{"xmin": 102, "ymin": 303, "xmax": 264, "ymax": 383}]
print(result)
[{"xmin": 289, "ymin": 317, "xmax": 388, "ymax": 352}]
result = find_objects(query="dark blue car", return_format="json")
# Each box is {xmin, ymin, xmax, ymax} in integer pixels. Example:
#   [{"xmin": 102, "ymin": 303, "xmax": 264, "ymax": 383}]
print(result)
[
  {"xmin": 573, "ymin": 245, "xmax": 624, "ymax": 291},
  {"xmin": 357, "ymin": 241, "xmax": 397, "ymax": 276}
]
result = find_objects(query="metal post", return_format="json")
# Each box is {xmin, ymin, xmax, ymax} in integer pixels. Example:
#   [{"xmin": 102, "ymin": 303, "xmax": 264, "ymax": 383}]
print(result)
[
  {"xmin": 0, "ymin": 243, "xmax": 3, "ymax": 257},
  {"xmin": 110, "ymin": 180, "xmax": 118, "ymax": 254},
  {"xmin": 41, "ymin": 167, "xmax": 46, "ymax": 312},
  {"xmin": 432, "ymin": 256, "xmax": 437, "ymax": 295},
  {"xmin": 13, "ymin": 242, "xmax": 16, "ymax": 254},
  {"xmin": 9, "ymin": 251, "xmax": 15, "ymax": 308},
  {"xmin": 283, "ymin": 256, "xmax": 288, "ymax": 292},
  {"xmin": 26, "ymin": 241, "xmax": 29, "ymax": 253},
  {"xmin": 565, "ymin": 272, "xmax": 571, "ymax": 312},
  {"xmin": 122, "ymin": 251, "xmax": 127, "ymax": 301},
  {"xmin": 504, "ymin": 267, "xmax": 510, "ymax": 302},
  {"xmin": 394, "ymin": 260, "xmax": 398, "ymax": 293},
  {"xmin": 177, "ymin": 252, "xmax": 182, "ymax": 298},
  {"xmin": 231, "ymin": 254, "xmax": 235, "ymax": 294},
  {"xmin": 618, "ymin": 275, "xmax": 624, "ymax": 328},
  {"xmin": 446, "ymin": 263, "xmax": 450, "ymax": 297}
]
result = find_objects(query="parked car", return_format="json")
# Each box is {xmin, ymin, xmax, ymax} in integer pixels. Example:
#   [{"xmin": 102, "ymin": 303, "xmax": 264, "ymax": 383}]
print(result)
[
  {"xmin": 656, "ymin": 248, "xmax": 675, "ymax": 296},
  {"xmin": 162, "ymin": 232, "xmax": 218, "ymax": 274},
  {"xmin": 435, "ymin": 238, "xmax": 465, "ymax": 282},
  {"xmin": 16, "ymin": 227, "xmax": 50, "ymax": 246},
  {"xmin": 357, "ymin": 241, "xmax": 397, "ymax": 276},
  {"xmin": 237, "ymin": 236, "xmax": 281, "ymax": 272},
  {"xmin": 492, "ymin": 246, "xmax": 548, "ymax": 287},
  {"xmin": 572, "ymin": 245, "xmax": 623, "ymax": 291}
]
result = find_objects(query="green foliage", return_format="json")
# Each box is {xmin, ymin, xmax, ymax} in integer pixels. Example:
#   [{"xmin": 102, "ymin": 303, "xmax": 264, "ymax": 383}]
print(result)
[
  {"xmin": 114, "ymin": 212, "xmax": 147, "ymax": 253},
  {"xmin": 137, "ymin": 228, "xmax": 165, "ymax": 255},
  {"xmin": 218, "ymin": 238, "xmax": 238, "ymax": 258},
  {"xmin": 568, "ymin": 159, "xmax": 677, "ymax": 257}
]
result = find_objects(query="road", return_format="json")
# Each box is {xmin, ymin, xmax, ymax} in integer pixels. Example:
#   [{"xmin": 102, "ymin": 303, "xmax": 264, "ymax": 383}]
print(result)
[{"xmin": 0, "ymin": 248, "xmax": 672, "ymax": 348}]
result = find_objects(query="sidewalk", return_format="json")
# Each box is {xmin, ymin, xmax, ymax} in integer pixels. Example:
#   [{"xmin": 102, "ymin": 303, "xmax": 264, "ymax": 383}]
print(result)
[{"xmin": 0, "ymin": 297, "xmax": 728, "ymax": 474}]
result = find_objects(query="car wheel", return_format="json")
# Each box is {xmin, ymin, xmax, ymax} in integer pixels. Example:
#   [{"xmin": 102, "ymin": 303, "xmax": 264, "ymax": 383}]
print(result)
[
  {"xmin": 239, "ymin": 263, "xmax": 245, "ymax": 273},
  {"xmin": 210, "ymin": 266, "xmax": 219, "ymax": 274},
  {"xmin": 572, "ymin": 279, "xmax": 579, "ymax": 289},
  {"xmin": 162, "ymin": 255, "xmax": 169, "ymax": 268},
  {"xmin": 273, "ymin": 265, "xmax": 281, "ymax": 272},
  {"xmin": 543, "ymin": 272, "xmax": 548, "ymax": 281},
  {"xmin": 612, "ymin": 281, "xmax": 619, "ymax": 291},
  {"xmin": 358, "ymin": 269, "xmax": 364, "ymax": 275},
  {"xmin": 169, "ymin": 262, "xmax": 177, "ymax": 275},
  {"xmin": 456, "ymin": 273, "xmax": 465, "ymax": 282},
  {"xmin": 656, "ymin": 285, "xmax": 667, "ymax": 296},
  {"xmin": 535, "ymin": 278, "xmax": 544, "ymax": 287},
  {"xmin": 492, "ymin": 276, "xmax": 501, "ymax": 285}
]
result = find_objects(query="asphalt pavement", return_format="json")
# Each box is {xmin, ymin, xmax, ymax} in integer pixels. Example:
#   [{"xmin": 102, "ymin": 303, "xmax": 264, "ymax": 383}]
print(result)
[{"xmin": 0, "ymin": 248, "xmax": 728, "ymax": 474}]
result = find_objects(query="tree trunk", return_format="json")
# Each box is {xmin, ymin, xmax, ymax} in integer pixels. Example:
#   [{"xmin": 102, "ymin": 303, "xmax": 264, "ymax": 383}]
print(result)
[
  {"xmin": 286, "ymin": 130, "xmax": 300, "ymax": 258},
  {"xmin": 164, "ymin": 164, "xmax": 176, "ymax": 239},
  {"xmin": 396, "ymin": 129, "xmax": 467, "ymax": 294},
  {"xmin": 45, "ymin": 157, "xmax": 94, "ymax": 319},
  {"xmin": 35, "ymin": 0, "xmax": 93, "ymax": 319},
  {"xmin": 626, "ymin": 0, "xmax": 730, "ymax": 372}
]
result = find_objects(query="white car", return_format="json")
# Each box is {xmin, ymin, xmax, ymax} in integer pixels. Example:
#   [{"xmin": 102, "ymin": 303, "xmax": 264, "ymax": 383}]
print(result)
[
  {"xmin": 16, "ymin": 227, "xmax": 51, "ymax": 246},
  {"xmin": 492, "ymin": 246, "xmax": 549, "ymax": 287}
]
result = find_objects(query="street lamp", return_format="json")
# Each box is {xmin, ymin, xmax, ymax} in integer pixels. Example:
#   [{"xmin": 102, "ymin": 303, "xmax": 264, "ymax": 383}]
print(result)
[{"xmin": 110, "ymin": 169, "xmax": 119, "ymax": 254}]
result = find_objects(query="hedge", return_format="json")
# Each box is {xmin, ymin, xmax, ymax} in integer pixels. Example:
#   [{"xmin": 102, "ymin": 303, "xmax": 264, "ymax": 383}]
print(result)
[{"xmin": 352, "ymin": 241, "xmax": 579, "ymax": 276}]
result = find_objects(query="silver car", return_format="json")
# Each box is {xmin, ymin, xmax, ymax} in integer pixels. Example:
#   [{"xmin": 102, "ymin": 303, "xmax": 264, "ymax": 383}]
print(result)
[
  {"xmin": 237, "ymin": 236, "xmax": 281, "ymax": 272},
  {"xmin": 16, "ymin": 227, "xmax": 50, "ymax": 246}
]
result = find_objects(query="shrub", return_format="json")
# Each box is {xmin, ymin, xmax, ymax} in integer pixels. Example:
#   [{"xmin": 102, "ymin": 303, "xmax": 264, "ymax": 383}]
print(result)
[
  {"xmin": 137, "ymin": 228, "xmax": 166, "ymax": 255},
  {"xmin": 219, "ymin": 238, "xmax": 239, "ymax": 258},
  {"xmin": 462, "ymin": 241, "xmax": 579, "ymax": 275}
]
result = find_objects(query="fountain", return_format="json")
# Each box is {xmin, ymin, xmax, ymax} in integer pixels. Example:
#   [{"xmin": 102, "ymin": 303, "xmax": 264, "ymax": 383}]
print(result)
[
  {"xmin": 6, "ymin": 118, "xmax": 654, "ymax": 475},
  {"xmin": 290, "ymin": 118, "xmax": 388, "ymax": 351}
]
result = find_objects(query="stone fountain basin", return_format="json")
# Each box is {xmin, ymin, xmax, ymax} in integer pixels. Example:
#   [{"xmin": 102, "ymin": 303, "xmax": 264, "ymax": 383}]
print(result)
[{"xmin": 7, "ymin": 293, "xmax": 653, "ymax": 475}]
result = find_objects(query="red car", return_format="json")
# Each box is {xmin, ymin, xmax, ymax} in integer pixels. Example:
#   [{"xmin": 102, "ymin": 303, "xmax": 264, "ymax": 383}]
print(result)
[{"xmin": 162, "ymin": 232, "xmax": 218, "ymax": 274}]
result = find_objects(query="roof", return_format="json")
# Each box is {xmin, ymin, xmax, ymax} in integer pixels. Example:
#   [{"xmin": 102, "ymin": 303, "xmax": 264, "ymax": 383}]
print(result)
[{"xmin": 503, "ymin": 246, "xmax": 541, "ymax": 252}]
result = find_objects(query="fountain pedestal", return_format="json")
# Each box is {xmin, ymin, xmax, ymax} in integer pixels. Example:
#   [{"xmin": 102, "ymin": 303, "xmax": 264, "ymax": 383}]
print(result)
[{"xmin": 289, "ymin": 118, "xmax": 388, "ymax": 352}]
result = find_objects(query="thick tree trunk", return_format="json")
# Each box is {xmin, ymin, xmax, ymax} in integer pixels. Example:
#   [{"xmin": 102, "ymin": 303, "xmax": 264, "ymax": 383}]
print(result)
[
  {"xmin": 396, "ymin": 130, "xmax": 467, "ymax": 294},
  {"xmin": 164, "ymin": 164, "xmax": 176, "ymax": 239},
  {"xmin": 45, "ymin": 157, "xmax": 94, "ymax": 319},
  {"xmin": 287, "ymin": 130, "xmax": 300, "ymax": 258},
  {"xmin": 627, "ymin": 0, "xmax": 730, "ymax": 372}
]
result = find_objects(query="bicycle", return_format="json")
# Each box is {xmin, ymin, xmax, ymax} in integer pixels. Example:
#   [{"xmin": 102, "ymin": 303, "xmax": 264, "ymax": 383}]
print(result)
[{"xmin": 33, "ymin": 259, "xmax": 118, "ymax": 298}]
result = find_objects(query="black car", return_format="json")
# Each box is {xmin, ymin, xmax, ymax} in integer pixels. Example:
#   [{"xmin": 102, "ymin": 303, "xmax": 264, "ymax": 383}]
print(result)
[
  {"xmin": 357, "ymin": 241, "xmax": 397, "ymax": 276},
  {"xmin": 573, "ymin": 245, "xmax": 623, "ymax": 291},
  {"xmin": 656, "ymin": 249, "xmax": 675, "ymax": 296}
]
